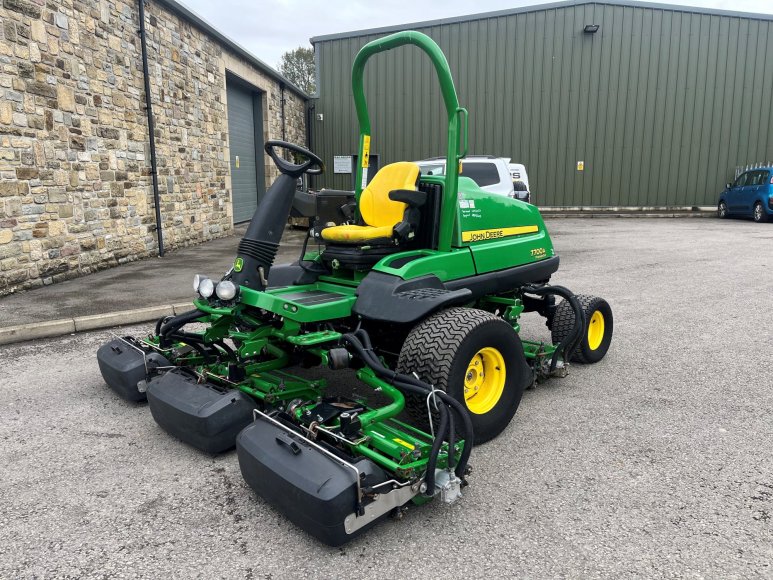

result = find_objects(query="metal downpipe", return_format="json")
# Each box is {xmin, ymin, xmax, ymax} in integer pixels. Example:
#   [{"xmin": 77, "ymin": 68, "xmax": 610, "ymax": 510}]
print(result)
[{"xmin": 138, "ymin": 0, "xmax": 164, "ymax": 256}]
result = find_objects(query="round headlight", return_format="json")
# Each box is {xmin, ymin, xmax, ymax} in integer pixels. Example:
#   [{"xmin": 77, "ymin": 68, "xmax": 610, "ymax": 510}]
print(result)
[
  {"xmin": 215, "ymin": 280, "xmax": 237, "ymax": 301},
  {"xmin": 193, "ymin": 274, "xmax": 203, "ymax": 292},
  {"xmin": 198, "ymin": 277, "xmax": 214, "ymax": 298}
]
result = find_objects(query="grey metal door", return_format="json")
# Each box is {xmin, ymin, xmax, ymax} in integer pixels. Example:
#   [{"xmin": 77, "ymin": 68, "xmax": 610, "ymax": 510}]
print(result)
[{"xmin": 227, "ymin": 80, "xmax": 264, "ymax": 223}]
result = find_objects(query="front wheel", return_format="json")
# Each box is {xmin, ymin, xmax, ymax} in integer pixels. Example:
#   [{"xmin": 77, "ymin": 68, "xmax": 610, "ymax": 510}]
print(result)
[
  {"xmin": 551, "ymin": 294, "xmax": 613, "ymax": 364},
  {"xmin": 753, "ymin": 202, "xmax": 768, "ymax": 223},
  {"xmin": 397, "ymin": 308, "xmax": 532, "ymax": 444},
  {"xmin": 718, "ymin": 201, "xmax": 728, "ymax": 219}
]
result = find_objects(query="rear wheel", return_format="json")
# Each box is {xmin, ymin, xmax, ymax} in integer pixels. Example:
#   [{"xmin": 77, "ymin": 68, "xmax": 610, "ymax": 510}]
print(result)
[
  {"xmin": 753, "ymin": 202, "xmax": 768, "ymax": 223},
  {"xmin": 551, "ymin": 294, "xmax": 613, "ymax": 364},
  {"xmin": 718, "ymin": 201, "xmax": 728, "ymax": 219},
  {"xmin": 397, "ymin": 308, "xmax": 531, "ymax": 444}
]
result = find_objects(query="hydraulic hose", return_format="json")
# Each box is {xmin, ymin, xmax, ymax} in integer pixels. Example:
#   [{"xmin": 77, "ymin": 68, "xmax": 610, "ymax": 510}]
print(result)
[
  {"xmin": 523, "ymin": 285, "xmax": 585, "ymax": 372},
  {"xmin": 159, "ymin": 309, "xmax": 203, "ymax": 337},
  {"xmin": 424, "ymin": 397, "xmax": 448, "ymax": 491},
  {"xmin": 167, "ymin": 331, "xmax": 211, "ymax": 361},
  {"xmin": 356, "ymin": 326, "xmax": 472, "ymax": 464},
  {"xmin": 446, "ymin": 410, "xmax": 456, "ymax": 470},
  {"xmin": 342, "ymin": 331, "xmax": 473, "ymax": 492},
  {"xmin": 172, "ymin": 330, "xmax": 233, "ymax": 358}
]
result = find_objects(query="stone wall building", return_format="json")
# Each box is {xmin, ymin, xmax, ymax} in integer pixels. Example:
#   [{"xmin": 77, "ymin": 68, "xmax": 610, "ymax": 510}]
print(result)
[{"xmin": 0, "ymin": 0, "xmax": 307, "ymax": 296}]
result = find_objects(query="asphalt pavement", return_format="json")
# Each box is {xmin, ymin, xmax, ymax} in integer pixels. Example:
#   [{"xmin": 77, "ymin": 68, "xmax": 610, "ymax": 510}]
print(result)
[
  {"xmin": 1, "ymin": 217, "xmax": 772, "ymax": 578},
  {"xmin": 0, "ymin": 224, "xmax": 307, "ymax": 328}
]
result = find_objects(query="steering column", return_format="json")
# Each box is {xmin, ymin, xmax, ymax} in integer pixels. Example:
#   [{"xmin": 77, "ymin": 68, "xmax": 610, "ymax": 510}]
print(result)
[{"xmin": 231, "ymin": 140, "xmax": 324, "ymax": 290}]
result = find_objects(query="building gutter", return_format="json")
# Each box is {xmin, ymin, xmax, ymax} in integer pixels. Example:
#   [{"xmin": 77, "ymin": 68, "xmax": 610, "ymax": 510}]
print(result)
[{"xmin": 138, "ymin": 0, "xmax": 164, "ymax": 257}]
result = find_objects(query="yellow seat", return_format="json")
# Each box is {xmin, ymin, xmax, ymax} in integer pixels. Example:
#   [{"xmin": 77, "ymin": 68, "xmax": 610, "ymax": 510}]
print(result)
[{"xmin": 321, "ymin": 162, "xmax": 420, "ymax": 244}]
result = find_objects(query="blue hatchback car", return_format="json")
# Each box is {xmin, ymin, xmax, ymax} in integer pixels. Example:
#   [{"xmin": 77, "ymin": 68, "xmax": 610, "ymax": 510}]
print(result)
[{"xmin": 718, "ymin": 167, "xmax": 773, "ymax": 222}]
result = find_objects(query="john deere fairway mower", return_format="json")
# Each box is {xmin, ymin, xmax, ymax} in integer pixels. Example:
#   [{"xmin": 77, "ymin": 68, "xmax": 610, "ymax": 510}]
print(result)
[{"xmin": 97, "ymin": 31, "xmax": 612, "ymax": 546}]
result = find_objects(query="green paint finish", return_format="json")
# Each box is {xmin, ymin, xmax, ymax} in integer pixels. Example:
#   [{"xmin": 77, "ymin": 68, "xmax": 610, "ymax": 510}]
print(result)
[
  {"xmin": 355, "ymin": 368, "xmax": 405, "ymax": 429},
  {"xmin": 480, "ymin": 295, "xmax": 525, "ymax": 331},
  {"xmin": 239, "ymin": 281, "xmax": 357, "ymax": 322},
  {"xmin": 284, "ymin": 330, "xmax": 342, "ymax": 346},
  {"xmin": 239, "ymin": 370, "xmax": 321, "ymax": 404},
  {"xmin": 456, "ymin": 183, "xmax": 554, "ymax": 274},
  {"xmin": 373, "ymin": 247, "xmax": 475, "ymax": 281},
  {"xmin": 521, "ymin": 339, "xmax": 558, "ymax": 360}
]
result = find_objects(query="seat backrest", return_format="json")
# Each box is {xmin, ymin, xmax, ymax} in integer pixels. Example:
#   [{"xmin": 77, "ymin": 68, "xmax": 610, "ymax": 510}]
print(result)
[{"xmin": 359, "ymin": 162, "xmax": 420, "ymax": 228}]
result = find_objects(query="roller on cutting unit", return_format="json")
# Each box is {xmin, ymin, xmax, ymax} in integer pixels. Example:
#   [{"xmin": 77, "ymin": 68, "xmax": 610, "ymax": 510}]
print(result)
[{"xmin": 96, "ymin": 30, "xmax": 613, "ymax": 546}]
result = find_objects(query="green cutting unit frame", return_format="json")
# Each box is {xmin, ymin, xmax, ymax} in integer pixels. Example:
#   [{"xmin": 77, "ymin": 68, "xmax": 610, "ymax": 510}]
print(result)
[{"xmin": 97, "ymin": 31, "xmax": 613, "ymax": 546}]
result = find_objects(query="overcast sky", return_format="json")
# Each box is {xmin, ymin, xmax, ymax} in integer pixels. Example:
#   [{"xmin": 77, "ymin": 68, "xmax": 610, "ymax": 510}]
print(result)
[{"xmin": 181, "ymin": 0, "xmax": 773, "ymax": 69}]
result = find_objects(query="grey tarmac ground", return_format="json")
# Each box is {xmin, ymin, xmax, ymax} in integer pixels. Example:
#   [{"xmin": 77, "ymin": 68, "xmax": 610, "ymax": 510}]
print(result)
[{"xmin": 1, "ymin": 217, "xmax": 773, "ymax": 579}]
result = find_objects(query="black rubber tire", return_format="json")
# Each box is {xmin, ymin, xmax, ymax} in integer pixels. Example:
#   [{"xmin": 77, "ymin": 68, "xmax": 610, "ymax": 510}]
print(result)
[
  {"xmin": 753, "ymin": 202, "xmax": 768, "ymax": 223},
  {"xmin": 551, "ymin": 294, "xmax": 613, "ymax": 364},
  {"xmin": 718, "ymin": 201, "xmax": 728, "ymax": 219},
  {"xmin": 396, "ymin": 307, "xmax": 531, "ymax": 444}
]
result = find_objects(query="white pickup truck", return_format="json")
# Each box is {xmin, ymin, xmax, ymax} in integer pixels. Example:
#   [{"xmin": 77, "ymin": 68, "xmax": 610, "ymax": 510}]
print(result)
[{"xmin": 416, "ymin": 156, "xmax": 532, "ymax": 203}]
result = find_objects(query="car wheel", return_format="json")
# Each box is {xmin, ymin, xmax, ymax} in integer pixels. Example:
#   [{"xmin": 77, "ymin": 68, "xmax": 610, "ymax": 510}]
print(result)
[
  {"xmin": 718, "ymin": 201, "xmax": 728, "ymax": 219},
  {"xmin": 753, "ymin": 202, "xmax": 768, "ymax": 223}
]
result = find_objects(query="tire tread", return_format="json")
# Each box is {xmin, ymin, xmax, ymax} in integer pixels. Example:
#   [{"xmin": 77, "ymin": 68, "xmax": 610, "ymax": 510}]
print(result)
[
  {"xmin": 551, "ymin": 294, "xmax": 606, "ymax": 364},
  {"xmin": 397, "ymin": 308, "xmax": 503, "ymax": 427}
]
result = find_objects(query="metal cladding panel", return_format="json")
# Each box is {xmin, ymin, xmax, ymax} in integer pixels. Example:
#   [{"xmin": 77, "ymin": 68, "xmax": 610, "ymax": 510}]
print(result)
[{"xmin": 312, "ymin": 2, "xmax": 773, "ymax": 207}]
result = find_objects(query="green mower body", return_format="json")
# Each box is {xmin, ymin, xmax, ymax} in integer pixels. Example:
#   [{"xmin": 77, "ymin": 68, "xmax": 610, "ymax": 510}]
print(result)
[{"xmin": 96, "ymin": 31, "xmax": 612, "ymax": 546}]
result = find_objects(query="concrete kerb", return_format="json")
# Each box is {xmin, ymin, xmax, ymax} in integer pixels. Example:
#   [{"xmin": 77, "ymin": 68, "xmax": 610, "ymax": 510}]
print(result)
[
  {"xmin": 0, "ymin": 304, "xmax": 190, "ymax": 346},
  {"xmin": 0, "ymin": 319, "xmax": 77, "ymax": 346}
]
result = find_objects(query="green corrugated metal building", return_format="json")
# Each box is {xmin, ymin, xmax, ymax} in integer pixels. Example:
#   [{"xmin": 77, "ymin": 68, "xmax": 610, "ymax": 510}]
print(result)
[{"xmin": 309, "ymin": 0, "xmax": 773, "ymax": 207}]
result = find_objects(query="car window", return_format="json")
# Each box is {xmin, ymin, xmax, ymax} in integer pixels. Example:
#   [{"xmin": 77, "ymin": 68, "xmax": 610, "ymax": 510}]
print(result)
[
  {"xmin": 733, "ymin": 173, "xmax": 749, "ymax": 188},
  {"xmin": 419, "ymin": 164, "xmax": 445, "ymax": 176},
  {"xmin": 461, "ymin": 162, "xmax": 500, "ymax": 187},
  {"xmin": 762, "ymin": 171, "xmax": 772, "ymax": 185},
  {"xmin": 752, "ymin": 170, "xmax": 767, "ymax": 186}
]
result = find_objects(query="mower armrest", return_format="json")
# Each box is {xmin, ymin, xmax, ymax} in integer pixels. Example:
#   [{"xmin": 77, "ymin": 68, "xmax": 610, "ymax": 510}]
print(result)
[{"xmin": 389, "ymin": 189, "xmax": 427, "ymax": 208}]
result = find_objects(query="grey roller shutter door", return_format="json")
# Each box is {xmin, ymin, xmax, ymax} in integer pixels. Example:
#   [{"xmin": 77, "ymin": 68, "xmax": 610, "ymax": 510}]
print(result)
[{"xmin": 227, "ymin": 81, "xmax": 260, "ymax": 223}]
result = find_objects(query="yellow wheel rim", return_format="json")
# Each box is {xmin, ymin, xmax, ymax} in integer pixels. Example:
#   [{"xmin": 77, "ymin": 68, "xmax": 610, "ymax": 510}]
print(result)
[
  {"xmin": 464, "ymin": 347, "xmax": 506, "ymax": 415},
  {"xmin": 587, "ymin": 310, "xmax": 605, "ymax": 350}
]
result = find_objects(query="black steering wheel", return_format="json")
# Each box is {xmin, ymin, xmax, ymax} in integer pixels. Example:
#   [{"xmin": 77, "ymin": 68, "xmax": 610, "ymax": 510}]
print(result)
[{"xmin": 264, "ymin": 140, "xmax": 325, "ymax": 178}]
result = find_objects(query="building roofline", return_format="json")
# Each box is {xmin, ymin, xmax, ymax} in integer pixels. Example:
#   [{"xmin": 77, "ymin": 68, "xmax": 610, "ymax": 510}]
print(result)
[
  {"xmin": 157, "ymin": 0, "xmax": 308, "ymax": 98},
  {"xmin": 310, "ymin": 0, "xmax": 773, "ymax": 44}
]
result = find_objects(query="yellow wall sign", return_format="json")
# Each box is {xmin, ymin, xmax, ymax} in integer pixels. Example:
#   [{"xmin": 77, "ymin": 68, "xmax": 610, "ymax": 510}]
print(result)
[
  {"xmin": 577, "ymin": 160, "xmax": 584, "ymax": 171},
  {"xmin": 361, "ymin": 135, "xmax": 371, "ymax": 168},
  {"xmin": 461, "ymin": 225, "xmax": 539, "ymax": 242}
]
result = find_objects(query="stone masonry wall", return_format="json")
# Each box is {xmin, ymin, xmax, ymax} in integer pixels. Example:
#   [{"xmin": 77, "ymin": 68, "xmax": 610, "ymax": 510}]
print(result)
[{"xmin": 0, "ymin": 0, "xmax": 306, "ymax": 296}]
